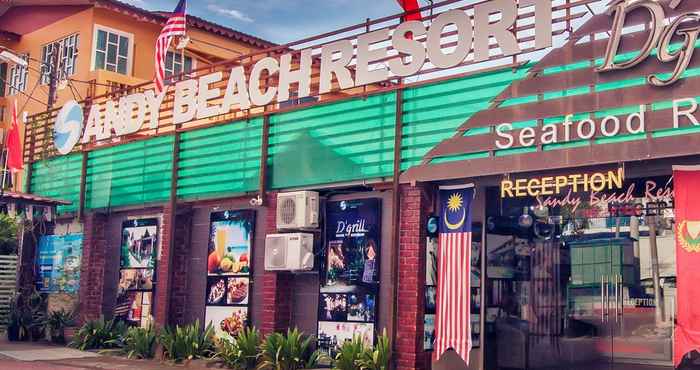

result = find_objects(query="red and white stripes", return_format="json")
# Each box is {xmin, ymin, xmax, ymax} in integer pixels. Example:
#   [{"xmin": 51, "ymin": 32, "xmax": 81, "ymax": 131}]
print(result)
[
  {"xmin": 154, "ymin": 13, "xmax": 186, "ymax": 94},
  {"xmin": 434, "ymin": 231, "xmax": 471, "ymax": 363}
]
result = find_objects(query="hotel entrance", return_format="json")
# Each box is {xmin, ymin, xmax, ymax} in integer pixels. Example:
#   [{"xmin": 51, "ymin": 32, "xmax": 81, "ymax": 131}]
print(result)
[{"xmin": 482, "ymin": 174, "xmax": 676, "ymax": 370}]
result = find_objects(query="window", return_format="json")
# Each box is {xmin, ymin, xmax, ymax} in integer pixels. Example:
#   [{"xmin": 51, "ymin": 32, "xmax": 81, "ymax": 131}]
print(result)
[
  {"xmin": 93, "ymin": 26, "xmax": 133, "ymax": 75},
  {"xmin": 0, "ymin": 63, "xmax": 7, "ymax": 97},
  {"xmin": 8, "ymin": 54, "xmax": 28, "ymax": 95},
  {"xmin": 41, "ymin": 34, "xmax": 80, "ymax": 85},
  {"xmin": 164, "ymin": 51, "xmax": 193, "ymax": 83}
]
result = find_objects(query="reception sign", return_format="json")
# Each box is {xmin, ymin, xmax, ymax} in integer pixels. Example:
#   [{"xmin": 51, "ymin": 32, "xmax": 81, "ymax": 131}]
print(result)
[
  {"xmin": 204, "ymin": 210, "xmax": 255, "ymax": 341},
  {"xmin": 319, "ymin": 199, "xmax": 381, "ymax": 356},
  {"xmin": 36, "ymin": 234, "xmax": 83, "ymax": 294}
]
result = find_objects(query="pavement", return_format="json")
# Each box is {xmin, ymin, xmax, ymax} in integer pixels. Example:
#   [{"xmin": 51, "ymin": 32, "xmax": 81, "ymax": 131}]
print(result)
[{"xmin": 0, "ymin": 338, "xmax": 217, "ymax": 370}]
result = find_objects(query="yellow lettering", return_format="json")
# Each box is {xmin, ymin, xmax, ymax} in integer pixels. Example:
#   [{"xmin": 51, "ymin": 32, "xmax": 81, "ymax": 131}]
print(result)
[
  {"xmin": 501, "ymin": 180, "xmax": 514, "ymax": 198},
  {"xmin": 590, "ymin": 173, "xmax": 606, "ymax": 192},
  {"xmin": 541, "ymin": 177, "xmax": 554, "ymax": 195},
  {"xmin": 527, "ymin": 178, "xmax": 541, "ymax": 196},
  {"xmin": 555, "ymin": 176, "xmax": 568, "ymax": 194},
  {"xmin": 570, "ymin": 174, "xmax": 582, "ymax": 192},
  {"xmin": 609, "ymin": 168, "xmax": 624, "ymax": 189},
  {"xmin": 515, "ymin": 179, "xmax": 527, "ymax": 197}
]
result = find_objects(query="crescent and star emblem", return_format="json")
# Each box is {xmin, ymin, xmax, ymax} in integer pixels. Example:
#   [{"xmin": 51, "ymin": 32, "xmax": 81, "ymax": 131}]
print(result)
[{"xmin": 444, "ymin": 193, "xmax": 466, "ymax": 230}]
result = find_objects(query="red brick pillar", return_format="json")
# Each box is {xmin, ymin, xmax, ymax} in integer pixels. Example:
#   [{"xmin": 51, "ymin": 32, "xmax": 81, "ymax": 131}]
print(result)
[
  {"xmin": 259, "ymin": 192, "xmax": 293, "ymax": 336},
  {"xmin": 155, "ymin": 203, "xmax": 188, "ymax": 327},
  {"xmin": 78, "ymin": 212, "xmax": 108, "ymax": 323},
  {"xmin": 169, "ymin": 209, "xmax": 192, "ymax": 326},
  {"xmin": 396, "ymin": 185, "xmax": 432, "ymax": 370}
]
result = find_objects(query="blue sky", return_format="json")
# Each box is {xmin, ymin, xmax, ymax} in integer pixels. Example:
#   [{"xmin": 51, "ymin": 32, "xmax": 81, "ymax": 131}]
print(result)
[{"xmin": 123, "ymin": 0, "xmax": 408, "ymax": 44}]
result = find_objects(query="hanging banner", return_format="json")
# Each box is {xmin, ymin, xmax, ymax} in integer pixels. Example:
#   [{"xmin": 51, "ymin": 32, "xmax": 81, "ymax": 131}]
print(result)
[
  {"xmin": 35, "ymin": 234, "xmax": 83, "ymax": 294},
  {"xmin": 117, "ymin": 218, "xmax": 158, "ymax": 327},
  {"xmin": 435, "ymin": 184, "xmax": 475, "ymax": 365},
  {"xmin": 204, "ymin": 210, "xmax": 255, "ymax": 342},
  {"xmin": 318, "ymin": 199, "xmax": 381, "ymax": 357},
  {"xmin": 673, "ymin": 166, "xmax": 700, "ymax": 366}
]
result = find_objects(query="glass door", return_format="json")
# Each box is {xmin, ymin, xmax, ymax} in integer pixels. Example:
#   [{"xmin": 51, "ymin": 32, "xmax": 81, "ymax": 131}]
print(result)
[{"xmin": 609, "ymin": 214, "xmax": 675, "ymax": 369}]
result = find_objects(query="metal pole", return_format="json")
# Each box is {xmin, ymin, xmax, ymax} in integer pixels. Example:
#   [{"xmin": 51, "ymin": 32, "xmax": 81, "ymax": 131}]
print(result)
[
  {"xmin": 647, "ymin": 215, "xmax": 665, "ymax": 325},
  {"xmin": 390, "ymin": 87, "xmax": 403, "ymax": 369}
]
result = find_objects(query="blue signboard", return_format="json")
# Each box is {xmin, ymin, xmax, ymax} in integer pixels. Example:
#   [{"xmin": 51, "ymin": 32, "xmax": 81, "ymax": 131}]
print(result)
[{"xmin": 36, "ymin": 234, "xmax": 83, "ymax": 293}]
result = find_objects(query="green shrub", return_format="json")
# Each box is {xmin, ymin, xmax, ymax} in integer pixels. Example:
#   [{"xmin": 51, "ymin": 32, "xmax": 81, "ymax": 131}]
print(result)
[
  {"xmin": 357, "ymin": 330, "xmax": 391, "ymax": 370},
  {"xmin": 159, "ymin": 320, "xmax": 216, "ymax": 363},
  {"xmin": 259, "ymin": 328, "xmax": 322, "ymax": 370},
  {"xmin": 215, "ymin": 326, "xmax": 261, "ymax": 369},
  {"xmin": 333, "ymin": 335, "xmax": 366, "ymax": 370},
  {"xmin": 70, "ymin": 317, "xmax": 127, "ymax": 350},
  {"xmin": 45, "ymin": 309, "xmax": 76, "ymax": 344},
  {"xmin": 121, "ymin": 325, "xmax": 158, "ymax": 359},
  {"xmin": 0, "ymin": 213, "xmax": 18, "ymax": 255}
]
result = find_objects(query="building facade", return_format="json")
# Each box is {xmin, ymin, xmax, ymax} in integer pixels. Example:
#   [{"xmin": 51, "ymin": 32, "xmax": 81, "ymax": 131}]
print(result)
[{"xmin": 13, "ymin": 0, "xmax": 700, "ymax": 370}]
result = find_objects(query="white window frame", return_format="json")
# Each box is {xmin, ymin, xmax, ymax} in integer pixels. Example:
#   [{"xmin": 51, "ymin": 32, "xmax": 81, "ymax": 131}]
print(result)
[
  {"xmin": 8, "ymin": 54, "xmax": 29, "ymax": 96},
  {"xmin": 91, "ymin": 24, "xmax": 134, "ymax": 75},
  {"xmin": 164, "ymin": 50, "xmax": 196, "ymax": 84},
  {"xmin": 41, "ymin": 33, "xmax": 80, "ymax": 85}
]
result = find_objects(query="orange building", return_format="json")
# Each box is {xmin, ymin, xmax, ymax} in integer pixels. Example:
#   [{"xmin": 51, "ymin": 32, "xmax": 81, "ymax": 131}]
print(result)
[{"xmin": 0, "ymin": 0, "xmax": 275, "ymax": 190}]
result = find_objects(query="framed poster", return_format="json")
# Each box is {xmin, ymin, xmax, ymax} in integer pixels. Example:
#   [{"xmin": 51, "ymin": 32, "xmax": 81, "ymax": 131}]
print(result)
[
  {"xmin": 118, "ymin": 218, "xmax": 158, "ymax": 327},
  {"xmin": 204, "ymin": 210, "xmax": 255, "ymax": 342},
  {"xmin": 36, "ymin": 234, "xmax": 83, "ymax": 293},
  {"xmin": 319, "ymin": 198, "xmax": 381, "ymax": 357}
]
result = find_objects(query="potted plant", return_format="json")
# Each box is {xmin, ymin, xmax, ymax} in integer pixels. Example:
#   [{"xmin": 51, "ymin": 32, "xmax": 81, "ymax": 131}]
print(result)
[{"xmin": 45, "ymin": 309, "xmax": 76, "ymax": 344}]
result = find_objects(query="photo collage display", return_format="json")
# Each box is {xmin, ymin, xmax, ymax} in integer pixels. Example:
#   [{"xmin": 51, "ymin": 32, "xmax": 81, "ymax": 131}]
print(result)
[
  {"xmin": 118, "ymin": 218, "xmax": 158, "ymax": 327},
  {"xmin": 318, "ymin": 199, "xmax": 380, "ymax": 357},
  {"xmin": 204, "ymin": 210, "xmax": 254, "ymax": 342}
]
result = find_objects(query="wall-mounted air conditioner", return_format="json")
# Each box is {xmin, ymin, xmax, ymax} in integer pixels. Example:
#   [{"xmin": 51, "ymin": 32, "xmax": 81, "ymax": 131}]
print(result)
[
  {"xmin": 264, "ymin": 233, "xmax": 314, "ymax": 271},
  {"xmin": 276, "ymin": 191, "xmax": 319, "ymax": 229}
]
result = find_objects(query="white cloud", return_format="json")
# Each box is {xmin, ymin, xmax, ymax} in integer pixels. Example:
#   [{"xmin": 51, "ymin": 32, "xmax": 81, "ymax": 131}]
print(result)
[{"xmin": 206, "ymin": 4, "xmax": 254, "ymax": 22}]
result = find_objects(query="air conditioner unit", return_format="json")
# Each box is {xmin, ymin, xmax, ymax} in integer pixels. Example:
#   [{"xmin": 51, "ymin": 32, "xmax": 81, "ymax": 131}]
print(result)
[
  {"xmin": 264, "ymin": 233, "xmax": 314, "ymax": 271},
  {"xmin": 276, "ymin": 191, "xmax": 319, "ymax": 229}
]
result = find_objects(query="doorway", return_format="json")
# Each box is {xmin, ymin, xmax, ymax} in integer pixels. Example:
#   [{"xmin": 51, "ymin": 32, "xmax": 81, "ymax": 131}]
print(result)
[{"xmin": 483, "ymin": 186, "xmax": 675, "ymax": 370}]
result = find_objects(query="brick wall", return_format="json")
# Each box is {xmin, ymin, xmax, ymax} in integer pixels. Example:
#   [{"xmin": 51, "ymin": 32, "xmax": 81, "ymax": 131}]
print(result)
[
  {"xmin": 169, "ymin": 209, "xmax": 193, "ymax": 326},
  {"xmin": 396, "ymin": 185, "xmax": 432, "ymax": 370},
  {"xmin": 259, "ymin": 192, "xmax": 294, "ymax": 336},
  {"xmin": 78, "ymin": 212, "xmax": 108, "ymax": 323}
]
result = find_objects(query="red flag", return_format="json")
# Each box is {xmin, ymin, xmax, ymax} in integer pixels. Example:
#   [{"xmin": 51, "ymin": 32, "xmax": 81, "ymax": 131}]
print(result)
[
  {"xmin": 673, "ymin": 165, "xmax": 700, "ymax": 366},
  {"xmin": 396, "ymin": 0, "xmax": 423, "ymax": 21},
  {"xmin": 154, "ymin": 0, "xmax": 187, "ymax": 94},
  {"xmin": 434, "ymin": 184, "xmax": 474, "ymax": 365},
  {"xmin": 6, "ymin": 100, "xmax": 23, "ymax": 172}
]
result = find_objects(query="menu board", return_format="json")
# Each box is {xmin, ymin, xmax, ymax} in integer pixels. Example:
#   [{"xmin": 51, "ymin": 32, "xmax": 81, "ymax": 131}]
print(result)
[
  {"xmin": 117, "ymin": 218, "xmax": 158, "ymax": 327},
  {"xmin": 36, "ymin": 234, "xmax": 83, "ymax": 294},
  {"xmin": 318, "ymin": 199, "xmax": 380, "ymax": 357},
  {"xmin": 204, "ymin": 210, "xmax": 254, "ymax": 342}
]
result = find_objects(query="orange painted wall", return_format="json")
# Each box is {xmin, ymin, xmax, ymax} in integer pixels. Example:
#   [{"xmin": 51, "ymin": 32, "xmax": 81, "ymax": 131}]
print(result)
[{"xmin": 0, "ymin": 4, "xmax": 269, "ymax": 190}]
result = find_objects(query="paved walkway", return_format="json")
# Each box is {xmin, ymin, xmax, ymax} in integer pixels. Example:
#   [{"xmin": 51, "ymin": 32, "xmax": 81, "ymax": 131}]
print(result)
[{"xmin": 0, "ymin": 339, "xmax": 217, "ymax": 370}]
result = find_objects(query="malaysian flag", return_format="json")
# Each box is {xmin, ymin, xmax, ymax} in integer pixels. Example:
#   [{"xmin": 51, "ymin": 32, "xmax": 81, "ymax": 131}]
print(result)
[
  {"xmin": 154, "ymin": 0, "xmax": 187, "ymax": 94},
  {"xmin": 434, "ymin": 184, "xmax": 474, "ymax": 365}
]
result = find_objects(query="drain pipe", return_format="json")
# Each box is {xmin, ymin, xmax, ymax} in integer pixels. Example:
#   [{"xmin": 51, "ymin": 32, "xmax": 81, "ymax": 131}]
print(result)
[{"xmin": 390, "ymin": 87, "xmax": 404, "ymax": 369}]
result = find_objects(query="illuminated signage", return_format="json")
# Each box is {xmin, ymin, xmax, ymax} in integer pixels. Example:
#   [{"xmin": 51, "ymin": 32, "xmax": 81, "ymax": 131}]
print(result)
[
  {"xmin": 55, "ymin": 0, "xmax": 554, "ymax": 154},
  {"xmin": 596, "ymin": 0, "xmax": 700, "ymax": 86},
  {"xmin": 494, "ymin": 97, "xmax": 700, "ymax": 149},
  {"xmin": 500, "ymin": 168, "xmax": 625, "ymax": 198}
]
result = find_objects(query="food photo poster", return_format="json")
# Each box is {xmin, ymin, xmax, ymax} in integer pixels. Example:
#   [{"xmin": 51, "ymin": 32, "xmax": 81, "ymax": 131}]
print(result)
[
  {"xmin": 318, "ymin": 199, "xmax": 381, "ymax": 356},
  {"xmin": 204, "ymin": 210, "xmax": 254, "ymax": 341}
]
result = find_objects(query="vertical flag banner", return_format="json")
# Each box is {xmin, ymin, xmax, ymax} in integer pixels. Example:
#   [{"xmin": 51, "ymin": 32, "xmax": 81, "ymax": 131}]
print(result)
[
  {"xmin": 434, "ymin": 184, "xmax": 474, "ymax": 365},
  {"xmin": 673, "ymin": 166, "xmax": 700, "ymax": 366},
  {"xmin": 154, "ymin": 0, "xmax": 187, "ymax": 93},
  {"xmin": 395, "ymin": 0, "xmax": 423, "ymax": 21},
  {"xmin": 7, "ymin": 100, "xmax": 23, "ymax": 172}
]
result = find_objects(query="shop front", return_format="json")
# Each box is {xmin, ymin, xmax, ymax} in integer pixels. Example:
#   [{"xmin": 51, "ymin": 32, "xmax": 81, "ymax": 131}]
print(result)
[{"xmin": 21, "ymin": 0, "xmax": 700, "ymax": 369}]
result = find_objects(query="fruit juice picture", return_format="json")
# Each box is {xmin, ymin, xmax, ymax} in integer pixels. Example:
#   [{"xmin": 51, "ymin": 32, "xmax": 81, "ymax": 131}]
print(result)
[{"xmin": 207, "ymin": 211, "xmax": 255, "ymax": 277}]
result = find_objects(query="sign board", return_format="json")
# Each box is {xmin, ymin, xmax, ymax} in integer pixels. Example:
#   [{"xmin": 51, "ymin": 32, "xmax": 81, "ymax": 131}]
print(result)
[
  {"xmin": 52, "ymin": 0, "xmax": 555, "ymax": 154},
  {"xmin": 36, "ymin": 234, "xmax": 83, "ymax": 294}
]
